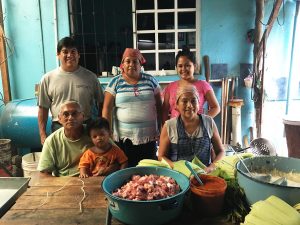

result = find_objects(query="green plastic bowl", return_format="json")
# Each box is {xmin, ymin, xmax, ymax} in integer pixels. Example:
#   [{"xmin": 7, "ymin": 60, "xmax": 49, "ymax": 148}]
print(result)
[
  {"xmin": 236, "ymin": 156, "xmax": 300, "ymax": 206},
  {"xmin": 101, "ymin": 166, "xmax": 190, "ymax": 225}
]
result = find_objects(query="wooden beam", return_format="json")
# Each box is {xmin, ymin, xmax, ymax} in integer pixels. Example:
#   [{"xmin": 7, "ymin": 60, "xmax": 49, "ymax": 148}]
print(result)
[
  {"xmin": 253, "ymin": 0, "xmax": 264, "ymax": 137},
  {"xmin": 253, "ymin": 0, "xmax": 264, "ymax": 73},
  {"xmin": 256, "ymin": 0, "xmax": 283, "ymax": 61},
  {"xmin": 0, "ymin": 0, "xmax": 11, "ymax": 103},
  {"xmin": 253, "ymin": 0, "xmax": 283, "ymax": 137}
]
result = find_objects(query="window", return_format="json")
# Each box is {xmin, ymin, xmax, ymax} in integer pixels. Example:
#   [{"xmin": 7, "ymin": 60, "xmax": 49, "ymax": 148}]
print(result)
[
  {"xmin": 68, "ymin": 0, "xmax": 199, "ymax": 76},
  {"xmin": 133, "ymin": 0, "xmax": 200, "ymax": 75},
  {"xmin": 68, "ymin": 0, "xmax": 133, "ymax": 76}
]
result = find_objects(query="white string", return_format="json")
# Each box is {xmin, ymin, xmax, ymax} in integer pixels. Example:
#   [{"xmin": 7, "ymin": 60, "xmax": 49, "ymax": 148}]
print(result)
[
  {"xmin": 34, "ymin": 191, "xmax": 49, "ymax": 211},
  {"xmin": 78, "ymin": 179, "xmax": 86, "ymax": 213},
  {"xmin": 33, "ymin": 178, "xmax": 86, "ymax": 213}
]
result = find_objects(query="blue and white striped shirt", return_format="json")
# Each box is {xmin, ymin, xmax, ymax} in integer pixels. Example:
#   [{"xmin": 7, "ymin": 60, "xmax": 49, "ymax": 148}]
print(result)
[{"xmin": 105, "ymin": 73, "xmax": 161, "ymax": 145}]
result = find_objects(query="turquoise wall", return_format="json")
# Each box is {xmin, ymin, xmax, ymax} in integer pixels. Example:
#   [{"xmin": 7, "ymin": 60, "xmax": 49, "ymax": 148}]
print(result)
[
  {"xmin": 0, "ymin": 0, "xmax": 297, "ymax": 147},
  {"xmin": 199, "ymin": 0, "xmax": 296, "ymax": 142},
  {"xmin": 1, "ymin": 0, "xmax": 70, "ymax": 99},
  {"xmin": 201, "ymin": 0, "xmax": 255, "ymax": 73},
  {"xmin": 201, "ymin": 0, "xmax": 256, "ymax": 142}
]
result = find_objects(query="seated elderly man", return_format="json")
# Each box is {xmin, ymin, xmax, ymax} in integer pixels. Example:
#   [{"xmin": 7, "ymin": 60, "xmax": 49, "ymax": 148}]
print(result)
[{"xmin": 37, "ymin": 100, "xmax": 92, "ymax": 176}]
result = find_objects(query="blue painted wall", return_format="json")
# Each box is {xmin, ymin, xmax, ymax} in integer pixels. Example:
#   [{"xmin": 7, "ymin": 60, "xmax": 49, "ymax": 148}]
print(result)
[
  {"xmin": 199, "ymin": 0, "xmax": 296, "ymax": 143},
  {"xmin": 1, "ymin": 0, "xmax": 69, "ymax": 99},
  {"xmin": 201, "ymin": 0, "xmax": 255, "ymax": 73},
  {"xmin": 0, "ymin": 0, "xmax": 297, "ymax": 148},
  {"xmin": 201, "ymin": 0, "xmax": 256, "ymax": 142}
]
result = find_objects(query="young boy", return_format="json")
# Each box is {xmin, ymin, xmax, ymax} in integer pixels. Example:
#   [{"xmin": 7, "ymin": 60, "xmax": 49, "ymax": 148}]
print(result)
[{"xmin": 79, "ymin": 118, "xmax": 128, "ymax": 178}]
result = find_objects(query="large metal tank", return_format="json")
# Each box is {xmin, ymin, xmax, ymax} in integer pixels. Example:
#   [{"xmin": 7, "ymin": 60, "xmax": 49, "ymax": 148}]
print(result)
[{"xmin": 0, "ymin": 98, "xmax": 51, "ymax": 149}]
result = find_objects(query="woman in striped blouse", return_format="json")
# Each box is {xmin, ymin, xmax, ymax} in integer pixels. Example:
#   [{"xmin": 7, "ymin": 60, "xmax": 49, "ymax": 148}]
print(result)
[{"xmin": 102, "ymin": 48, "xmax": 162, "ymax": 167}]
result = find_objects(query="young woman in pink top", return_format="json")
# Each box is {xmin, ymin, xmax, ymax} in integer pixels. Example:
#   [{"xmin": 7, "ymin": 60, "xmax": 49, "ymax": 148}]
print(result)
[{"xmin": 162, "ymin": 46, "xmax": 220, "ymax": 125}]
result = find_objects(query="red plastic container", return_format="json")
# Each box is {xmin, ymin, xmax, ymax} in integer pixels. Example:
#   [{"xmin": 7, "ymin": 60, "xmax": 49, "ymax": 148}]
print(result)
[{"xmin": 190, "ymin": 174, "xmax": 227, "ymax": 216}]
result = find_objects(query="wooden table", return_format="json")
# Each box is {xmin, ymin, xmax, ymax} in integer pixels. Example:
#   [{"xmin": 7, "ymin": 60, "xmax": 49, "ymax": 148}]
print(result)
[{"xmin": 0, "ymin": 172, "xmax": 232, "ymax": 225}]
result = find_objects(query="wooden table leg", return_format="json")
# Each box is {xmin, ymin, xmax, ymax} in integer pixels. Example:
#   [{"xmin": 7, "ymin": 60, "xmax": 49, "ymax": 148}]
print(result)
[{"xmin": 106, "ymin": 206, "xmax": 112, "ymax": 225}]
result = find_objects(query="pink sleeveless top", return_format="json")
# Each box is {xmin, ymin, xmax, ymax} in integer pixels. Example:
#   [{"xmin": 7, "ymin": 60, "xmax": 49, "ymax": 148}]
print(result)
[{"xmin": 163, "ymin": 80, "xmax": 213, "ymax": 118}]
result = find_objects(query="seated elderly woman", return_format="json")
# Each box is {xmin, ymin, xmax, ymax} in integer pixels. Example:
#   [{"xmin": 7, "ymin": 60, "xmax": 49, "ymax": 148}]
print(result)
[{"xmin": 158, "ymin": 85, "xmax": 225, "ymax": 173}]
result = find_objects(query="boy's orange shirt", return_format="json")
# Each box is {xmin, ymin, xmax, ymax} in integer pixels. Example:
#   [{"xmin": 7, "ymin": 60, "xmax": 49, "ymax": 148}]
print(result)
[{"xmin": 78, "ymin": 145, "xmax": 128, "ymax": 175}]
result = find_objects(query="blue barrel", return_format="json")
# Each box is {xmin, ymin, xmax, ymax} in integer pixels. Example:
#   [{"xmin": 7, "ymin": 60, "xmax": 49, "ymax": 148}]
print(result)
[{"xmin": 0, "ymin": 98, "xmax": 51, "ymax": 149}]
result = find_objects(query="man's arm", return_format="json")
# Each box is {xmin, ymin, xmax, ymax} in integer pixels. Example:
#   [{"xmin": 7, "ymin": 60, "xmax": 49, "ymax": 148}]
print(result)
[
  {"xmin": 155, "ymin": 91, "xmax": 163, "ymax": 132},
  {"xmin": 120, "ymin": 161, "xmax": 128, "ymax": 170},
  {"xmin": 38, "ymin": 171, "xmax": 53, "ymax": 177},
  {"xmin": 38, "ymin": 106, "xmax": 49, "ymax": 145},
  {"xmin": 102, "ymin": 92, "xmax": 115, "ymax": 128},
  {"xmin": 96, "ymin": 80, "xmax": 104, "ymax": 118},
  {"xmin": 98, "ymin": 102, "xmax": 103, "ymax": 117}
]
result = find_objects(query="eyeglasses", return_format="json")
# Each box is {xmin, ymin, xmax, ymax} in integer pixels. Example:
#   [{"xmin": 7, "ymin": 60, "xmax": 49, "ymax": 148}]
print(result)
[{"xmin": 61, "ymin": 110, "xmax": 82, "ymax": 119}]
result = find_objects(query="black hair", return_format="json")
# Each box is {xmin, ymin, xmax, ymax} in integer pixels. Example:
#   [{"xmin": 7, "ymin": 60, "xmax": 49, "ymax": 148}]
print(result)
[
  {"xmin": 87, "ymin": 118, "xmax": 110, "ymax": 136},
  {"xmin": 175, "ymin": 45, "xmax": 196, "ymax": 65},
  {"xmin": 57, "ymin": 37, "xmax": 78, "ymax": 53}
]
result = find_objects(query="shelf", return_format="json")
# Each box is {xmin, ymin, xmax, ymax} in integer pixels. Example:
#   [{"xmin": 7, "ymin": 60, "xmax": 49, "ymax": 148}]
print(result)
[{"xmin": 98, "ymin": 75, "xmax": 227, "ymax": 84}]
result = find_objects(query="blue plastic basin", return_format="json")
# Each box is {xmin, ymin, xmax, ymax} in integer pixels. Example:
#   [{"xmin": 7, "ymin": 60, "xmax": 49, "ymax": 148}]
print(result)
[
  {"xmin": 101, "ymin": 166, "xmax": 190, "ymax": 225},
  {"xmin": 236, "ymin": 156, "xmax": 300, "ymax": 206}
]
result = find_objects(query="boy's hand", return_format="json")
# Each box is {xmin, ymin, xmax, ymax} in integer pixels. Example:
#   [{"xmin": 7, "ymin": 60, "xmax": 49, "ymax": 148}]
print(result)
[
  {"xmin": 79, "ymin": 168, "xmax": 89, "ymax": 178},
  {"xmin": 93, "ymin": 169, "xmax": 105, "ymax": 176},
  {"xmin": 79, "ymin": 172, "xmax": 89, "ymax": 178}
]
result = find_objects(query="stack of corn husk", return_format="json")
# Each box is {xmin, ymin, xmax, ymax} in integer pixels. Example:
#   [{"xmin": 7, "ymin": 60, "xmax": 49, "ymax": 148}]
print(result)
[
  {"xmin": 137, "ymin": 158, "xmax": 205, "ymax": 177},
  {"xmin": 241, "ymin": 196, "xmax": 300, "ymax": 225},
  {"xmin": 210, "ymin": 153, "xmax": 253, "ymax": 180},
  {"xmin": 137, "ymin": 159, "xmax": 172, "ymax": 169},
  {"xmin": 294, "ymin": 203, "xmax": 300, "ymax": 213}
]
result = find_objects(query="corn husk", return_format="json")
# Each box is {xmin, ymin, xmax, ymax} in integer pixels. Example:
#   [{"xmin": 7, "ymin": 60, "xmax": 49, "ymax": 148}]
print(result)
[
  {"xmin": 242, "ymin": 196, "xmax": 300, "ymax": 225},
  {"xmin": 137, "ymin": 159, "xmax": 205, "ymax": 177}
]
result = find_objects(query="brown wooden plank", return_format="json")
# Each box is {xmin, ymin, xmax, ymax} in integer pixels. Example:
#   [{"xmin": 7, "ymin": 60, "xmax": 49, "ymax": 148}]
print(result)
[
  {"xmin": 203, "ymin": 55, "xmax": 210, "ymax": 82},
  {"xmin": 24, "ymin": 185, "xmax": 102, "ymax": 196},
  {"xmin": 1, "ymin": 207, "xmax": 233, "ymax": 225},
  {"xmin": 253, "ymin": 0, "xmax": 283, "ymax": 137},
  {"xmin": 2, "ymin": 202, "xmax": 233, "ymax": 225},
  {"xmin": 0, "ymin": 2, "xmax": 11, "ymax": 103},
  {"xmin": 1, "ymin": 174, "xmax": 233, "ymax": 225},
  {"xmin": 10, "ymin": 194, "xmax": 108, "ymax": 210},
  {"xmin": 109, "ymin": 209, "xmax": 233, "ymax": 225},
  {"xmin": 223, "ymin": 78, "xmax": 229, "ymax": 144},
  {"xmin": 29, "ymin": 175, "xmax": 104, "ymax": 187},
  {"xmin": 0, "ymin": 208, "xmax": 110, "ymax": 225},
  {"xmin": 256, "ymin": 0, "xmax": 283, "ymax": 61},
  {"xmin": 220, "ymin": 79, "xmax": 225, "ymax": 143}
]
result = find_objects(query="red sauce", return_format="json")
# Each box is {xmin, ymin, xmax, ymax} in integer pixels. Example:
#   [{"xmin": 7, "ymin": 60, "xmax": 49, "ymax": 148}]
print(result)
[{"xmin": 191, "ymin": 174, "xmax": 227, "ymax": 194}]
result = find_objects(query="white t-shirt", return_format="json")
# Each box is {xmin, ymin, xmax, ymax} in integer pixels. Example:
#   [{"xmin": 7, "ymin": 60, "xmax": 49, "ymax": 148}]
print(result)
[{"xmin": 38, "ymin": 66, "xmax": 104, "ymax": 121}]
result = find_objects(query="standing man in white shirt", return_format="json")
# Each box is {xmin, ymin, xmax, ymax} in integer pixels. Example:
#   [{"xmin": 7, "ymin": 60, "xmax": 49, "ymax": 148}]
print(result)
[{"xmin": 38, "ymin": 37, "xmax": 104, "ymax": 145}]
